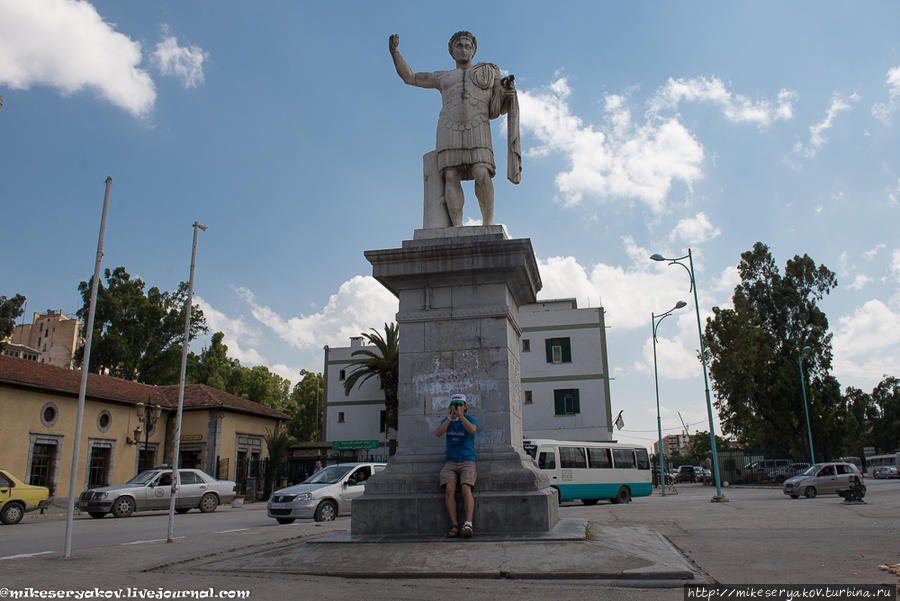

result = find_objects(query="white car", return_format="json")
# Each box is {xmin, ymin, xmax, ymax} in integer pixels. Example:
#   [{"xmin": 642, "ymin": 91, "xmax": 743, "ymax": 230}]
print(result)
[{"xmin": 267, "ymin": 462, "xmax": 386, "ymax": 523}]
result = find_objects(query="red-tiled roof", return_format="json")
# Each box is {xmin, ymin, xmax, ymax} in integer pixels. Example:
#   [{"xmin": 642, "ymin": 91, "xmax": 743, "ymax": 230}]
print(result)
[
  {"xmin": 158, "ymin": 383, "xmax": 288, "ymax": 419},
  {"xmin": 0, "ymin": 355, "xmax": 288, "ymax": 420}
]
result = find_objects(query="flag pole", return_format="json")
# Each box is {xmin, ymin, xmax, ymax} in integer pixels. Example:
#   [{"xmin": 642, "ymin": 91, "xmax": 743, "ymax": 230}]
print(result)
[{"xmin": 64, "ymin": 177, "xmax": 112, "ymax": 559}]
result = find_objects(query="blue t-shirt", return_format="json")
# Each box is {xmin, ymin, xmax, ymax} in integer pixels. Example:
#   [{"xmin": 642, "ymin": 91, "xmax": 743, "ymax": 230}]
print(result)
[{"xmin": 443, "ymin": 415, "xmax": 477, "ymax": 462}]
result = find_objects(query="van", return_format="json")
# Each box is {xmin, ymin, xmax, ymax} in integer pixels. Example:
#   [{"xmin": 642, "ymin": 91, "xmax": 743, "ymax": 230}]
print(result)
[{"xmin": 524, "ymin": 439, "xmax": 652, "ymax": 504}]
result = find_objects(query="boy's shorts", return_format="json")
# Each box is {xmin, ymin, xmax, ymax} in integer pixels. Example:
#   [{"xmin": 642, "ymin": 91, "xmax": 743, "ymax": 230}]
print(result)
[{"xmin": 440, "ymin": 461, "xmax": 477, "ymax": 487}]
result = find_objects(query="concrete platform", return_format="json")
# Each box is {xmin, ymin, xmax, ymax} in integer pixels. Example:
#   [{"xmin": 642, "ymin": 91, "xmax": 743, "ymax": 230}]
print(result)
[{"xmin": 184, "ymin": 519, "xmax": 697, "ymax": 582}]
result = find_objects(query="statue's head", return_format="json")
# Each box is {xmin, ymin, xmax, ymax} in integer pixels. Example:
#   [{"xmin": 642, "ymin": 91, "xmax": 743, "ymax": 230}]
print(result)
[{"xmin": 448, "ymin": 31, "xmax": 477, "ymax": 59}]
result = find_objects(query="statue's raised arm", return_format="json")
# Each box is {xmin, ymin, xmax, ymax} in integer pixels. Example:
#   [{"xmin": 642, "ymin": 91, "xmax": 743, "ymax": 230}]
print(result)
[{"xmin": 389, "ymin": 34, "xmax": 437, "ymax": 89}]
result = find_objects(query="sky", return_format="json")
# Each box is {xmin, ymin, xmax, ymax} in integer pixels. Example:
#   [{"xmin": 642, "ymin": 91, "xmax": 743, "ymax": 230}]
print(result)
[{"xmin": 2, "ymin": 0, "xmax": 899, "ymax": 450}]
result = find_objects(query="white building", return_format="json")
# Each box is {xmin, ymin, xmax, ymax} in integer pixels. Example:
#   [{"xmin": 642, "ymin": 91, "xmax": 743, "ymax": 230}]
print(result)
[
  {"xmin": 323, "ymin": 337, "xmax": 389, "ymax": 446},
  {"xmin": 323, "ymin": 298, "xmax": 613, "ymax": 450},
  {"xmin": 519, "ymin": 299, "xmax": 613, "ymax": 442}
]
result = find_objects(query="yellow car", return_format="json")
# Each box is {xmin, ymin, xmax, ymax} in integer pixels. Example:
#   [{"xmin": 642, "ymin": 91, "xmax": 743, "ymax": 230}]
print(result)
[{"xmin": 0, "ymin": 469, "xmax": 51, "ymax": 525}]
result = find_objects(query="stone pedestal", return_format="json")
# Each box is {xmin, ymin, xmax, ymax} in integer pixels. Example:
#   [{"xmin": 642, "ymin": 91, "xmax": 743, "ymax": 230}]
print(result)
[{"xmin": 351, "ymin": 226, "xmax": 559, "ymax": 537}]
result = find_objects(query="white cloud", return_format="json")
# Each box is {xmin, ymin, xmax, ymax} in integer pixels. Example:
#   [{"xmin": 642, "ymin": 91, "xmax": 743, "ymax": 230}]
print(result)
[
  {"xmin": 636, "ymin": 312, "xmax": 702, "ymax": 380},
  {"xmin": 0, "ymin": 0, "xmax": 155, "ymax": 117},
  {"xmin": 536, "ymin": 237, "xmax": 711, "ymax": 331},
  {"xmin": 794, "ymin": 93, "xmax": 858, "ymax": 158},
  {"xmin": 847, "ymin": 275, "xmax": 872, "ymax": 291},
  {"xmin": 833, "ymin": 299, "xmax": 900, "ymax": 385},
  {"xmin": 151, "ymin": 24, "xmax": 207, "ymax": 88},
  {"xmin": 194, "ymin": 295, "xmax": 269, "ymax": 366},
  {"xmin": 871, "ymin": 65, "xmax": 900, "ymax": 124},
  {"xmin": 238, "ymin": 276, "xmax": 398, "ymax": 351},
  {"xmin": 520, "ymin": 78, "xmax": 704, "ymax": 213},
  {"xmin": 649, "ymin": 76, "xmax": 795, "ymax": 127},
  {"xmin": 890, "ymin": 179, "xmax": 900, "ymax": 206},
  {"xmin": 892, "ymin": 249, "xmax": 900, "ymax": 282},
  {"xmin": 668, "ymin": 212, "xmax": 721, "ymax": 245},
  {"xmin": 863, "ymin": 244, "xmax": 885, "ymax": 261}
]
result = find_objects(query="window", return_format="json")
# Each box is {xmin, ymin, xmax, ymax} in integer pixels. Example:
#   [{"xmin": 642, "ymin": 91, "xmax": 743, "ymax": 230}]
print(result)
[
  {"xmin": 338, "ymin": 412, "xmax": 345, "ymax": 423},
  {"xmin": 612, "ymin": 448, "xmax": 636, "ymax": 469},
  {"xmin": 538, "ymin": 451, "xmax": 556, "ymax": 470},
  {"xmin": 522, "ymin": 339, "xmax": 530, "ymax": 352},
  {"xmin": 40, "ymin": 402, "xmax": 59, "ymax": 427},
  {"xmin": 379, "ymin": 410, "xmax": 386, "ymax": 433},
  {"xmin": 545, "ymin": 337, "xmax": 572, "ymax": 363},
  {"xmin": 30, "ymin": 444, "xmax": 55, "ymax": 487},
  {"xmin": 588, "ymin": 447, "xmax": 612, "ymax": 469},
  {"xmin": 88, "ymin": 446, "xmax": 111, "ymax": 488},
  {"xmin": 559, "ymin": 446, "xmax": 587, "ymax": 468},
  {"xmin": 179, "ymin": 471, "xmax": 200, "ymax": 485},
  {"xmin": 553, "ymin": 389, "xmax": 580, "ymax": 415},
  {"xmin": 524, "ymin": 390, "xmax": 533, "ymax": 404},
  {"xmin": 137, "ymin": 447, "xmax": 156, "ymax": 473},
  {"xmin": 339, "ymin": 369, "xmax": 346, "ymax": 381},
  {"xmin": 635, "ymin": 449, "xmax": 650, "ymax": 470},
  {"xmin": 836, "ymin": 464, "xmax": 852, "ymax": 475},
  {"xmin": 96, "ymin": 410, "xmax": 111, "ymax": 433},
  {"xmin": 0, "ymin": 473, "xmax": 12, "ymax": 488},
  {"xmin": 818, "ymin": 465, "xmax": 836, "ymax": 477}
]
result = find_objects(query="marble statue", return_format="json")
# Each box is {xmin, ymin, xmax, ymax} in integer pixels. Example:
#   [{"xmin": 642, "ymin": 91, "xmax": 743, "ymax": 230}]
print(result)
[{"xmin": 390, "ymin": 31, "xmax": 521, "ymax": 227}]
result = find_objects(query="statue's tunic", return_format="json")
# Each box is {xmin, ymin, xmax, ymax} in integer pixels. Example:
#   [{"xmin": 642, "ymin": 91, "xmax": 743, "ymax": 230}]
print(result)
[{"xmin": 431, "ymin": 63, "xmax": 503, "ymax": 181}]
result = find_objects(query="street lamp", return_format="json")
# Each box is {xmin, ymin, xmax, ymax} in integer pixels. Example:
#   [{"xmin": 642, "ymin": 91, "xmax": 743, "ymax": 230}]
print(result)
[
  {"xmin": 136, "ymin": 399, "xmax": 162, "ymax": 473},
  {"xmin": 650, "ymin": 249, "xmax": 727, "ymax": 502},
  {"xmin": 652, "ymin": 300, "xmax": 687, "ymax": 496},
  {"xmin": 798, "ymin": 345, "xmax": 815, "ymax": 464}
]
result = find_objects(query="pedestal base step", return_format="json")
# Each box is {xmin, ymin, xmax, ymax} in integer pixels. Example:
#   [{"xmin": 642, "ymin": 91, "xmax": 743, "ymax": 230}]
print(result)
[{"xmin": 351, "ymin": 488, "xmax": 559, "ymax": 537}]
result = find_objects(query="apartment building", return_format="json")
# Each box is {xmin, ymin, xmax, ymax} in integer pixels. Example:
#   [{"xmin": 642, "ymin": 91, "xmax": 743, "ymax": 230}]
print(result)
[{"xmin": 10, "ymin": 310, "xmax": 83, "ymax": 368}]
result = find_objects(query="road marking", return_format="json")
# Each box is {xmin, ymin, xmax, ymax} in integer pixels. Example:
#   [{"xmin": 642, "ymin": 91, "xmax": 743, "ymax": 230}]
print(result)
[
  {"xmin": 217, "ymin": 528, "xmax": 249, "ymax": 533},
  {"xmin": 0, "ymin": 551, "xmax": 53, "ymax": 561},
  {"xmin": 122, "ymin": 537, "xmax": 184, "ymax": 545}
]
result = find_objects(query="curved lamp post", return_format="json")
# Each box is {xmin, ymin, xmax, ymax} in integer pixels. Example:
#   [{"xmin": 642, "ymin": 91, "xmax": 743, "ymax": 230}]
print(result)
[
  {"xmin": 650, "ymin": 249, "xmax": 727, "ymax": 502},
  {"xmin": 652, "ymin": 300, "xmax": 687, "ymax": 496},
  {"xmin": 798, "ymin": 345, "xmax": 815, "ymax": 464}
]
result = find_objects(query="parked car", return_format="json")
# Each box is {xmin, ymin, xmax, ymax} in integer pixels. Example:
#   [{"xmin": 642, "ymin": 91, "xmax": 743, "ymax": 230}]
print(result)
[
  {"xmin": 780, "ymin": 463, "xmax": 811, "ymax": 481},
  {"xmin": 0, "ymin": 469, "xmax": 51, "ymax": 525},
  {"xmin": 267, "ymin": 462, "xmax": 386, "ymax": 523},
  {"xmin": 873, "ymin": 466, "xmax": 899, "ymax": 479},
  {"xmin": 675, "ymin": 465, "xmax": 698, "ymax": 483},
  {"xmin": 746, "ymin": 459, "xmax": 792, "ymax": 481},
  {"xmin": 77, "ymin": 468, "xmax": 236, "ymax": 518},
  {"xmin": 783, "ymin": 462, "xmax": 864, "ymax": 499}
]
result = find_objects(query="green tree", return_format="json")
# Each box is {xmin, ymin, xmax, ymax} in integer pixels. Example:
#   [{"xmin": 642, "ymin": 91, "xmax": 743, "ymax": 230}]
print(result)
[
  {"xmin": 343, "ymin": 323, "xmax": 399, "ymax": 454},
  {"xmin": 74, "ymin": 266, "xmax": 207, "ymax": 383},
  {"xmin": 191, "ymin": 331, "xmax": 292, "ymax": 410},
  {"xmin": 703, "ymin": 243, "xmax": 839, "ymax": 459},
  {"xmin": 684, "ymin": 432, "xmax": 735, "ymax": 466},
  {"xmin": 0, "ymin": 294, "xmax": 26, "ymax": 351},
  {"xmin": 192, "ymin": 332, "xmax": 238, "ymax": 391},
  {"xmin": 869, "ymin": 376, "xmax": 900, "ymax": 454},
  {"xmin": 286, "ymin": 370, "xmax": 324, "ymax": 442},
  {"xmin": 263, "ymin": 428, "xmax": 294, "ymax": 495}
]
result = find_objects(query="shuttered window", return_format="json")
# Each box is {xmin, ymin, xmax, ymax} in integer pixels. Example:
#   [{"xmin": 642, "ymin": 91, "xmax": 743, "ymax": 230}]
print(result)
[
  {"xmin": 545, "ymin": 337, "xmax": 572, "ymax": 363},
  {"xmin": 553, "ymin": 389, "xmax": 580, "ymax": 415}
]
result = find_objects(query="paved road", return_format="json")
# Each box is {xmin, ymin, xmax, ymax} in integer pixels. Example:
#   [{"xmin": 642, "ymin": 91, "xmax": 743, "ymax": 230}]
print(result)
[
  {"xmin": 1, "ymin": 479, "xmax": 897, "ymax": 601},
  {"xmin": 0, "ymin": 503, "xmax": 302, "ymax": 558}
]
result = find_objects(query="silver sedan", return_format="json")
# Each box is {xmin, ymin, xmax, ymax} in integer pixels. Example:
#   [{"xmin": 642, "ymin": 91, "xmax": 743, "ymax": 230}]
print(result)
[{"xmin": 77, "ymin": 468, "xmax": 236, "ymax": 518}]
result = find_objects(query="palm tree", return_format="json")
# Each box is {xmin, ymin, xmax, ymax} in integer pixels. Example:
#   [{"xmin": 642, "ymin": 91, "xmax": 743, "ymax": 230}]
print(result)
[
  {"xmin": 263, "ymin": 428, "xmax": 293, "ymax": 495},
  {"xmin": 343, "ymin": 323, "xmax": 399, "ymax": 455}
]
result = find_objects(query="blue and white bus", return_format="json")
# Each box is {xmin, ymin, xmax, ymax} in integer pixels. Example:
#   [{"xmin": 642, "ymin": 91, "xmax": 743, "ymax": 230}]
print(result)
[{"xmin": 523, "ymin": 439, "xmax": 653, "ymax": 504}]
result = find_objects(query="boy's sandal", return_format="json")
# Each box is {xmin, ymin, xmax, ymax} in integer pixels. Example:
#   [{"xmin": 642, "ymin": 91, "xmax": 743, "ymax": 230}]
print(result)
[
  {"xmin": 461, "ymin": 521, "xmax": 473, "ymax": 538},
  {"xmin": 447, "ymin": 525, "xmax": 460, "ymax": 538}
]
